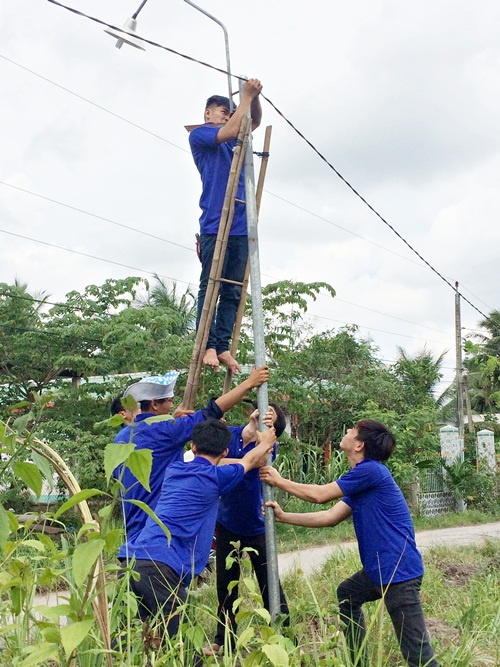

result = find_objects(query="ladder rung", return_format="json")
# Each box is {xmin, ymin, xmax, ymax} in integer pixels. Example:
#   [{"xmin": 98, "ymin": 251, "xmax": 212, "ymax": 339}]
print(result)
[
  {"xmin": 234, "ymin": 198, "xmax": 246, "ymax": 204},
  {"xmin": 210, "ymin": 277, "xmax": 245, "ymax": 287}
]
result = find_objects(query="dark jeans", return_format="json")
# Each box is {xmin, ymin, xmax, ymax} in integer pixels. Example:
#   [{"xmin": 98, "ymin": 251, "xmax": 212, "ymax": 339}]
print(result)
[
  {"xmin": 196, "ymin": 234, "xmax": 248, "ymax": 354},
  {"xmin": 129, "ymin": 559, "xmax": 187, "ymax": 639},
  {"xmin": 337, "ymin": 569, "xmax": 439, "ymax": 667},
  {"xmin": 214, "ymin": 522, "xmax": 290, "ymax": 648}
]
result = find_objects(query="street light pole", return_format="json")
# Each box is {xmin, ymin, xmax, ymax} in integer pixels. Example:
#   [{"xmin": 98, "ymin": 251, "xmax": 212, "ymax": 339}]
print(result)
[
  {"xmin": 183, "ymin": 0, "xmax": 234, "ymax": 111},
  {"xmin": 105, "ymin": 0, "xmax": 234, "ymax": 112}
]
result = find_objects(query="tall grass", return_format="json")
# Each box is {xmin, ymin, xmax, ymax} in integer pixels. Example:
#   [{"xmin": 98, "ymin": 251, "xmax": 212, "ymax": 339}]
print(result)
[{"xmin": 3, "ymin": 535, "xmax": 498, "ymax": 665}]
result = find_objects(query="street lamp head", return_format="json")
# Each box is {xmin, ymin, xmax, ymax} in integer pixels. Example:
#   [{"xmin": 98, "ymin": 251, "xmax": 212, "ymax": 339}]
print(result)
[{"xmin": 104, "ymin": 17, "xmax": 146, "ymax": 50}]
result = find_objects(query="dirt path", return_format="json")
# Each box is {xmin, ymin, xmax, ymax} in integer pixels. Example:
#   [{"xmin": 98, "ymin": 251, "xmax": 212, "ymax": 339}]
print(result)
[{"xmin": 278, "ymin": 521, "xmax": 500, "ymax": 577}]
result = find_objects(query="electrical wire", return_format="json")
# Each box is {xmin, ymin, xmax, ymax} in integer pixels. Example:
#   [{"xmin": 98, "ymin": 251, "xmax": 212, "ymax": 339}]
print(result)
[
  {"xmin": 2, "ymin": 48, "xmax": 491, "ymax": 322},
  {"xmin": 0, "ymin": 228, "xmax": 195, "ymax": 288},
  {"xmin": 0, "ymin": 54, "xmax": 190, "ymax": 155},
  {"xmin": 0, "ymin": 181, "xmax": 196, "ymax": 254},
  {"xmin": 42, "ymin": 0, "xmax": 492, "ymax": 324}
]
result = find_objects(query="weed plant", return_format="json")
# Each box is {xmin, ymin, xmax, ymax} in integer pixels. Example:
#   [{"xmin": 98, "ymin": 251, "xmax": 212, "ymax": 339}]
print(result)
[{"xmin": 1, "ymin": 529, "xmax": 499, "ymax": 666}]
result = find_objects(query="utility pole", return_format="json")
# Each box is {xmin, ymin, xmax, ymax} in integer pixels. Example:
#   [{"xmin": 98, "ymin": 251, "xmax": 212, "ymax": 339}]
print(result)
[
  {"xmin": 455, "ymin": 282, "xmax": 465, "ymax": 463},
  {"xmin": 241, "ymin": 79, "xmax": 281, "ymax": 623}
]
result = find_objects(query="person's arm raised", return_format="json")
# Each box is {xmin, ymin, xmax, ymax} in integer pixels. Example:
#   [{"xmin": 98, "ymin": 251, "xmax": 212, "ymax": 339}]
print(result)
[
  {"xmin": 215, "ymin": 365, "xmax": 269, "ymax": 414},
  {"xmin": 216, "ymin": 78, "xmax": 262, "ymax": 144},
  {"xmin": 260, "ymin": 466, "xmax": 344, "ymax": 504},
  {"xmin": 238, "ymin": 427, "xmax": 275, "ymax": 473}
]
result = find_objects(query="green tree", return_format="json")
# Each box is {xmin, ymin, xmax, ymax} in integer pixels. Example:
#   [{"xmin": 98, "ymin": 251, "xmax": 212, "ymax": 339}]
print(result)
[
  {"xmin": 391, "ymin": 346, "xmax": 446, "ymax": 408},
  {"xmin": 462, "ymin": 309, "xmax": 500, "ymax": 416}
]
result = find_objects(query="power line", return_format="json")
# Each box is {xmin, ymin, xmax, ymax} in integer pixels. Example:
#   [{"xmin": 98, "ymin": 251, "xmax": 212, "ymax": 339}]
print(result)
[
  {"xmin": 2, "ymin": 49, "xmax": 491, "ymax": 325},
  {"xmin": 0, "ymin": 181, "xmax": 195, "ymax": 254},
  {"xmin": 330, "ymin": 296, "xmax": 453, "ymax": 336},
  {"xmin": 265, "ymin": 191, "xmax": 423, "ymax": 268},
  {"xmin": 0, "ymin": 228, "xmax": 194, "ymax": 288},
  {"xmin": 42, "ymin": 0, "xmax": 492, "ymax": 325},
  {"xmin": 1, "ymin": 52, "xmax": 437, "ymax": 275},
  {"xmin": 305, "ymin": 311, "xmax": 451, "ymax": 347},
  {"xmin": 0, "ymin": 54, "xmax": 190, "ymax": 155}
]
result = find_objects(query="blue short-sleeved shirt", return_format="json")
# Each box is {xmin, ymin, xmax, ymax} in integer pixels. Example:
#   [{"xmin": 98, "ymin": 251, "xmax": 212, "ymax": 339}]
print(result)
[
  {"xmin": 337, "ymin": 459, "xmax": 424, "ymax": 585},
  {"xmin": 123, "ymin": 457, "xmax": 245, "ymax": 584},
  {"xmin": 189, "ymin": 124, "xmax": 247, "ymax": 235},
  {"xmin": 217, "ymin": 426, "xmax": 276, "ymax": 536},
  {"xmin": 114, "ymin": 400, "xmax": 223, "ymax": 549}
]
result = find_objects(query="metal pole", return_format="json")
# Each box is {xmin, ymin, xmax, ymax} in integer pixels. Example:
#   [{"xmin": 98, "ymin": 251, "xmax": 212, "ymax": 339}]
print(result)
[
  {"xmin": 184, "ymin": 0, "xmax": 234, "ymax": 111},
  {"xmin": 132, "ymin": 0, "xmax": 149, "ymax": 19},
  {"xmin": 241, "ymin": 79, "xmax": 281, "ymax": 623}
]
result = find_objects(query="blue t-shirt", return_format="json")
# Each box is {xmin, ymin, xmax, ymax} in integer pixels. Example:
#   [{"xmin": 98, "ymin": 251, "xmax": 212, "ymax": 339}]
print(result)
[
  {"xmin": 217, "ymin": 426, "xmax": 276, "ymax": 536},
  {"xmin": 123, "ymin": 457, "xmax": 245, "ymax": 584},
  {"xmin": 337, "ymin": 459, "xmax": 424, "ymax": 585},
  {"xmin": 114, "ymin": 401, "xmax": 223, "ymax": 544},
  {"xmin": 189, "ymin": 124, "xmax": 247, "ymax": 236}
]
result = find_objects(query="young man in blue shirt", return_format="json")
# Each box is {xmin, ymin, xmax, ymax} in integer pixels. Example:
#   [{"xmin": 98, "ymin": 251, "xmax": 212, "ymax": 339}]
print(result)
[
  {"xmin": 189, "ymin": 78, "xmax": 262, "ymax": 376},
  {"xmin": 261, "ymin": 419, "xmax": 439, "ymax": 667},
  {"xmin": 204, "ymin": 404, "xmax": 289, "ymax": 657},
  {"xmin": 114, "ymin": 365, "xmax": 269, "ymax": 553},
  {"xmin": 121, "ymin": 419, "xmax": 276, "ymax": 641}
]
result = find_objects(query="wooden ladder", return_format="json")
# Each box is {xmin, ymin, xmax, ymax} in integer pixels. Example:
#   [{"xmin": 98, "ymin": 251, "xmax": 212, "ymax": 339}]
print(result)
[{"xmin": 183, "ymin": 118, "xmax": 272, "ymax": 409}]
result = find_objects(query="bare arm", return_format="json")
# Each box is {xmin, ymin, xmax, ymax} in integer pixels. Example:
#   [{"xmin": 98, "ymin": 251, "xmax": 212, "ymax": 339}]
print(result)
[
  {"xmin": 216, "ymin": 78, "xmax": 262, "ymax": 143},
  {"xmin": 266, "ymin": 499, "xmax": 352, "ymax": 528},
  {"xmin": 238, "ymin": 428, "xmax": 275, "ymax": 473},
  {"xmin": 215, "ymin": 365, "xmax": 269, "ymax": 414},
  {"xmin": 260, "ymin": 466, "xmax": 344, "ymax": 504}
]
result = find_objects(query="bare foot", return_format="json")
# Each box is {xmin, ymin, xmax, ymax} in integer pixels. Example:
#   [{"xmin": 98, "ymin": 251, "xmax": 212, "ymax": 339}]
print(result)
[
  {"xmin": 203, "ymin": 348, "xmax": 220, "ymax": 372},
  {"xmin": 217, "ymin": 351, "xmax": 242, "ymax": 375}
]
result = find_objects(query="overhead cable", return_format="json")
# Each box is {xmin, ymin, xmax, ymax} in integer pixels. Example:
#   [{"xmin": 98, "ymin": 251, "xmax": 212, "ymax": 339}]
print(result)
[{"xmin": 42, "ymin": 0, "xmax": 491, "ymax": 321}]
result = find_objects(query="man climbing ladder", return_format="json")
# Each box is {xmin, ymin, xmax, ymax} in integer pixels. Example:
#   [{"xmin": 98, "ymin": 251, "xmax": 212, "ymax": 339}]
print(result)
[{"xmin": 189, "ymin": 78, "xmax": 263, "ymax": 375}]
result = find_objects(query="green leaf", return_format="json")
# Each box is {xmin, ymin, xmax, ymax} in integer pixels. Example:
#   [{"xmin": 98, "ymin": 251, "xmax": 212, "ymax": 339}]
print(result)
[
  {"xmin": 41, "ymin": 626, "xmax": 61, "ymax": 643},
  {"xmin": 243, "ymin": 650, "xmax": 266, "ymax": 667},
  {"xmin": 242, "ymin": 576, "xmax": 256, "ymax": 594},
  {"xmin": 108, "ymin": 414, "xmax": 126, "ymax": 427},
  {"xmin": 104, "ymin": 528, "xmax": 123, "ymax": 553},
  {"xmin": 127, "ymin": 449, "xmax": 153, "ymax": 492},
  {"xmin": 18, "ymin": 642, "xmax": 59, "ymax": 667},
  {"xmin": 261, "ymin": 643, "xmax": 289, "ymax": 667},
  {"xmin": 10, "ymin": 400, "xmax": 32, "ymax": 410},
  {"xmin": 254, "ymin": 608, "xmax": 271, "ymax": 623},
  {"xmin": 53, "ymin": 489, "xmax": 104, "ymax": 520},
  {"xmin": 0, "ymin": 505, "xmax": 12, "ymax": 551},
  {"xmin": 236, "ymin": 625, "xmax": 255, "ymax": 648},
  {"xmin": 10, "ymin": 586, "xmax": 23, "ymax": 615},
  {"xmin": 60, "ymin": 619, "xmax": 94, "ymax": 659},
  {"xmin": 72, "ymin": 539, "xmax": 105, "ymax": 587},
  {"xmin": 13, "ymin": 412, "xmax": 33, "ymax": 432},
  {"xmin": 125, "ymin": 500, "xmax": 170, "ymax": 541},
  {"xmin": 34, "ymin": 604, "xmax": 73, "ymax": 622},
  {"xmin": 31, "ymin": 451, "xmax": 55, "ymax": 489},
  {"xmin": 184, "ymin": 625, "xmax": 204, "ymax": 650},
  {"xmin": 104, "ymin": 443, "xmax": 135, "ymax": 482},
  {"xmin": 122, "ymin": 394, "xmax": 138, "ymax": 412},
  {"xmin": 20, "ymin": 539, "xmax": 45, "ymax": 553},
  {"xmin": 13, "ymin": 461, "xmax": 43, "ymax": 499}
]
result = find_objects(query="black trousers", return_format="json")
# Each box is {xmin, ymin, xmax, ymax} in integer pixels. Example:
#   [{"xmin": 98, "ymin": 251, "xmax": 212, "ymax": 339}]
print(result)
[
  {"xmin": 129, "ymin": 559, "xmax": 187, "ymax": 639},
  {"xmin": 214, "ymin": 522, "xmax": 289, "ymax": 647},
  {"xmin": 337, "ymin": 569, "xmax": 439, "ymax": 667}
]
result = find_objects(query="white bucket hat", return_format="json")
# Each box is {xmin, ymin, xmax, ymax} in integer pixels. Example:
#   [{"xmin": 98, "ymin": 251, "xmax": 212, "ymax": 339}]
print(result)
[{"xmin": 124, "ymin": 371, "xmax": 179, "ymax": 402}]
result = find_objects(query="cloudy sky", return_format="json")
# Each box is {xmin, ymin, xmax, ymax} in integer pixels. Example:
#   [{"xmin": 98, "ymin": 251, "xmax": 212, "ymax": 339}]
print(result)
[{"xmin": 2, "ymin": 0, "xmax": 500, "ymax": 394}]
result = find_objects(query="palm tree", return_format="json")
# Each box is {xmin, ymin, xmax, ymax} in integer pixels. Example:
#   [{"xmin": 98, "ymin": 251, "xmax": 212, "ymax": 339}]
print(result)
[
  {"xmin": 137, "ymin": 276, "xmax": 197, "ymax": 337},
  {"xmin": 392, "ymin": 346, "xmax": 447, "ymax": 406}
]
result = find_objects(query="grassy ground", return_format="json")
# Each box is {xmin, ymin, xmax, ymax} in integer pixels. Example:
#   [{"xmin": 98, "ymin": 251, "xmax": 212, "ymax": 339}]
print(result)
[{"xmin": 191, "ymin": 539, "xmax": 500, "ymax": 666}]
